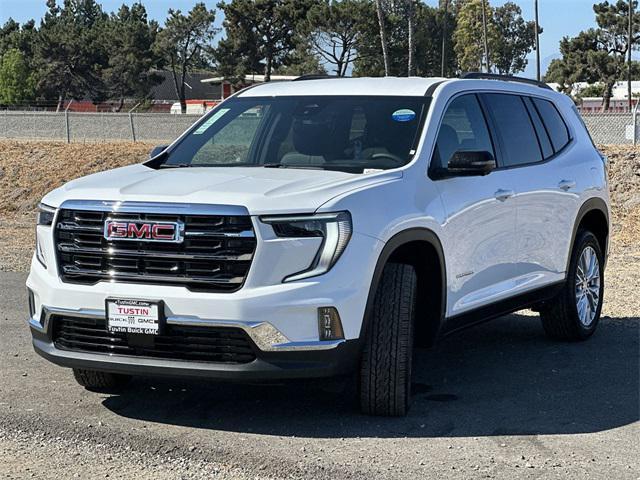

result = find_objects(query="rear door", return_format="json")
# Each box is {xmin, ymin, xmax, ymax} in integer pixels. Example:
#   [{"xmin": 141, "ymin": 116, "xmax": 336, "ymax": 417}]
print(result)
[
  {"xmin": 432, "ymin": 93, "xmax": 519, "ymax": 318},
  {"xmin": 517, "ymin": 96, "xmax": 578, "ymax": 283},
  {"xmin": 480, "ymin": 93, "xmax": 576, "ymax": 291}
]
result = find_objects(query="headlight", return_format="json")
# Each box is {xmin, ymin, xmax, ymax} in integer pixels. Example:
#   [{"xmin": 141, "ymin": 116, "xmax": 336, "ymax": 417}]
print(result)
[
  {"xmin": 35, "ymin": 203, "xmax": 56, "ymax": 268},
  {"xmin": 37, "ymin": 203, "xmax": 56, "ymax": 226},
  {"xmin": 261, "ymin": 212, "xmax": 352, "ymax": 282}
]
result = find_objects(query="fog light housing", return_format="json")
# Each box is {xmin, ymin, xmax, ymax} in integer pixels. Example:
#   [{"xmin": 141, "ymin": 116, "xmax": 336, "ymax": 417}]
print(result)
[{"xmin": 318, "ymin": 307, "xmax": 344, "ymax": 341}]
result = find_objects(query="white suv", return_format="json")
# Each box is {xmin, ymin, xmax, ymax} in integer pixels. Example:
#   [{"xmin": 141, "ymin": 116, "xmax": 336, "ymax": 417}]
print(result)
[{"xmin": 27, "ymin": 75, "xmax": 610, "ymax": 416}]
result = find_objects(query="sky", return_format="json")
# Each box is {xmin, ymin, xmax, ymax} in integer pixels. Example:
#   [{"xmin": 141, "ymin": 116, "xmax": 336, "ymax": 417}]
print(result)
[{"xmin": 0, "ymin": 0, "xmax": 600, "ymax": 76}]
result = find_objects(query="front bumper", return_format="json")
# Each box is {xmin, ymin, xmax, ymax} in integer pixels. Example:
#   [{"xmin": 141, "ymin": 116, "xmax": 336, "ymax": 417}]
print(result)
[
  {"xmin": 29, "ymin": 306, "xmax": 361, "ymax": 380},
  {"xmin": 27, "ymin": 217, "xmax": 382, "ymax": 380}
]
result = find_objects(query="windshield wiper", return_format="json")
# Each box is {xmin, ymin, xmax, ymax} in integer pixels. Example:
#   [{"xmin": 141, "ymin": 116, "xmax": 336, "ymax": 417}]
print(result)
[
  {"xmin": 158, "ymin": 163, "xmax": 192, "ymax": 169},
  {"xmin": 263, "ymin": 164, "xmax": 325, "ymax": 169}
]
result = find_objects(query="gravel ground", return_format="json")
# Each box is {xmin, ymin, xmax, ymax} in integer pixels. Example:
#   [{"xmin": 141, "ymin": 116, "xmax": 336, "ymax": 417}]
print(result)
[
  {"xmin": 1, "ymin": 272, "xmax": 638, "ymax": 480},
  {"xmin": 0, "ymin": 428, "xmax": 259, "ymax": 480}
]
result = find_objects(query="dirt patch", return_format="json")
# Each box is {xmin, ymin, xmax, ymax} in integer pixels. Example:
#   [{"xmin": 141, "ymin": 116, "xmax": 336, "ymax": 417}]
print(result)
[
  {"xmin": 0, "ymin": 141, "xmax": 154, "ymax": 217},
  {"xmin": 0, "ymin": 141, "xmax": 638, "ymax": 272},
  {"xmin": 603, "ymin": 145, "xmax": 640, "ymax": 246}
]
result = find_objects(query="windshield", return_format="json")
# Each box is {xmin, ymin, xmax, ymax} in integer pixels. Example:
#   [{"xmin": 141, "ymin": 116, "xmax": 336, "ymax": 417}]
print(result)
[{"xmin": 156, "ymin": 95, "xmax": 430, "ymax": 173}]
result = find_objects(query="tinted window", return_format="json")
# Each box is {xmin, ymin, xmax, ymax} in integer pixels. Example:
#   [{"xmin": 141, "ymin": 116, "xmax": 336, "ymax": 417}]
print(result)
[
  {"xmin": 532, "ymin": 98, "xmax": 570, "ymax": 152},
  {"xmin": 435, "ymin": 94, "xmax": 494, "ymax": 169},
  {"xmin": 483, "ymin": 93, "xmax": 542, "ymax": 167},
  {"xmin": 158, "ymin": 96, "xmax": 430, "ymax": 173},
  {"xmin": 523, "ymin": 96, "xmax": 553, "ymax": 159}
]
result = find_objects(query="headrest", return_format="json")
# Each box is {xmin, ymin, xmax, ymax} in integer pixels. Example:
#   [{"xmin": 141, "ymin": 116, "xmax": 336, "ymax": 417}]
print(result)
[{"xmin": 436, "ymin": 124, "xmax": 460, "ymax": 165}]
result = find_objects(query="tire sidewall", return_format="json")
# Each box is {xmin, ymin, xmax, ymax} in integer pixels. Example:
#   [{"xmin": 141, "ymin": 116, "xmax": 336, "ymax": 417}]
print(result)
[{"xmin": 566, "ymin": 231, "xmax": 604, "ymax": 338}]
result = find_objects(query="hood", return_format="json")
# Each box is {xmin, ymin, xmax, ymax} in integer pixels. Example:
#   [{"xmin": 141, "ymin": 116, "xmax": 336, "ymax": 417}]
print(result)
[{"xmin": 42, "ymin": 163, "xmax": 402, "ymax": 215}]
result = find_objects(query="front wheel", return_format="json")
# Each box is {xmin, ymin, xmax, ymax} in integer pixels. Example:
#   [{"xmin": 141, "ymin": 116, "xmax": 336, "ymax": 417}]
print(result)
[
  {"xmin": 540, "ymin": 230, "xmax": 604, "ymax": 340},
  {"xmin": 73, "ymin": 368, "xmax": 132, "ymax": 393},
  {"xmin": 359, "ymin": 263, "xmax": 417, "ymax": 416}
]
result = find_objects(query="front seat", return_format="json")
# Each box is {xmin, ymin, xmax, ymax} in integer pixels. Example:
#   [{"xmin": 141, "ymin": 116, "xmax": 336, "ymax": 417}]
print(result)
[
  {"xmin": 280, "ymin": 117, "xmax": 332, "ymax": 166},
  {"xmin": 435, "ymin": 124, "xmax": 460, "ymax": 168}
]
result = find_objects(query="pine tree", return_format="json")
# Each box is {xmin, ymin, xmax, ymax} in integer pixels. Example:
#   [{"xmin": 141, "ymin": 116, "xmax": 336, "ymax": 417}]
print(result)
[{"xmin": 102, "ymin": 3, "xmax": 161, "ymax": 111}]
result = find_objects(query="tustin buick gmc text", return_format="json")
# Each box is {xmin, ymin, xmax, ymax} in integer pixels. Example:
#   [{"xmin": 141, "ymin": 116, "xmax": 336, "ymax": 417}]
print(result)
[{"xmin": 27, "ymin": 75, "xmax": 610, "ymax": 416}]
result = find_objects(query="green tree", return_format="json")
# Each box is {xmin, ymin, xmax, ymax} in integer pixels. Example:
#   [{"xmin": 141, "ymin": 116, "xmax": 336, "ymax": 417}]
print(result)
[
  {"xmin": 34, "ymin": 0, "xmax": 109, "ymax": 110},
  {"xmin": 102, "ymin": 3, "xmax": 161, "ymax": 111},
  {"xmin": 545, "ymin": 30, "xmax": 601, "ymax": 94},
  {"xmin": 413, "ymin": 3, "xmax": 457, "ymax": 77},
  {"xmin": 217, "ymin": 0, "xmax": 314, "ymax": 83},
  {"xmin": 0, "ymin": 48, "xmax": 36, "ymax": 105},
  {"xmin": 453, "ymin": 0, "xmax": 492, "ymax": 72},
  {"xmin": 546, "ymin": 1, "xmax": 640, "ymax": 110},
  {"xmin": 304, "ymin": 0, "xmax": 369, "ymax": 77},
  {"xmin": 454, "ymin": 0, "xmax": 536, "ymax": 75},
  {"xmin": 374, "ymin": 0, "xmax": 391, "ymax": 75},
  {"xmin": 353, "ymin": 2, "xmax": 452, "ymax": 77},
  {"xmin": 577, "ymin": 83, "xmax": 606, "ymax": 98},
  {"xmin": 0, "ymin": 18, "xmax": 38, "ymax": 59},
  {"xmin": 491, "ymin": 2, "xmax": 537, "ymax": 75},
  {"xmin": 155, "ymin": 3, "xmax": 218, "ymax": 113},
  {"xmin": 272, "ymin": 43, "xmax": 326, "ymax": 76}
]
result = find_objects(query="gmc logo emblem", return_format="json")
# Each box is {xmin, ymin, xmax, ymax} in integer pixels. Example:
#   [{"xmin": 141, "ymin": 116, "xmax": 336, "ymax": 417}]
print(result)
[{"xmin": 104, "ymin": 220, "xmax": 183, "ymax": 243}]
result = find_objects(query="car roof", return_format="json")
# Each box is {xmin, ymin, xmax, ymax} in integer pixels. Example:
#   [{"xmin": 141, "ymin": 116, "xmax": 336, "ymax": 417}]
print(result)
[
  {"xmin": 237, "ymin": 77, "xmax": 447, "ymax": 98},
  {"xmin": 236, "ymin": 76, "xmax": 566, "ymax": 103}
]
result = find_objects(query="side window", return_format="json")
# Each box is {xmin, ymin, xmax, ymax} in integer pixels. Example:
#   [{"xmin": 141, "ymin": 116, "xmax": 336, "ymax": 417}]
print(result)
[
  {"xmin": 523, "ymin": 96, "xmax": 553, "ymax": 159},
  {"xmin": 483, "ymin": 93, "xmax": 542, "ymax": 167},
  {"xmin": 532, "ymin": 98, "xmax": 570, "ymax": 152},
  {"xmin": 434, "ymin": 94, "xmax": 494, "ymax": 169}
]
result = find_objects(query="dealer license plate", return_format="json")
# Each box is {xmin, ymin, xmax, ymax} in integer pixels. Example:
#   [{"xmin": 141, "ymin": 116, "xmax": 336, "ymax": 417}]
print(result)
[{"xmin": 106, "ymin": 299, "xmax": 161, "ymax": 335}]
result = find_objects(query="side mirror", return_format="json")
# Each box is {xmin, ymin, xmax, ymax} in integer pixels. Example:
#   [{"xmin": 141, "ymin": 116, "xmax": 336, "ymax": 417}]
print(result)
[
  {"xmin": 149, "ymin": 145, "xmax": 169, "ymax": 159},
  {"xmin": 443, "ymin": 150, "xmax": 496, "ymax": 177}
]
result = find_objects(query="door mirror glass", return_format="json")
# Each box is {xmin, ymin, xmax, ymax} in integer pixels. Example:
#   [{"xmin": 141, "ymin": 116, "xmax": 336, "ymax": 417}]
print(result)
[
  {"xmin": 445, "ymin": 150, "xmax": 496, "ymax": 177},
  {"xmin": 150, "ymin": 145, "xmax": 168, "ymax": 158}
]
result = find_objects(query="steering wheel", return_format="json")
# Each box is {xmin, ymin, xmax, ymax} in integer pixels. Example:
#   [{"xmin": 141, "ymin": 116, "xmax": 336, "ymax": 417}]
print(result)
[{"xmin": 371, "ymin": 152, "xmax": 404, "ymax": 166}]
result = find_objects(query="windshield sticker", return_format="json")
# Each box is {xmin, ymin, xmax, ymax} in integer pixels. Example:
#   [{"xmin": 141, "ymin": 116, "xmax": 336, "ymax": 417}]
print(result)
[
  {"xmin": 391, "ymin": 109, "xmax": 416, "ymax": 122},
  {"xmin": 193, "ymin": 108, "xmax": 230, "ymax": 135}
]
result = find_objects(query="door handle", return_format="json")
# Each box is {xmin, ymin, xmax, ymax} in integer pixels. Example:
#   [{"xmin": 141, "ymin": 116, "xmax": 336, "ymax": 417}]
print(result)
[
  {"xmin": 558, "ymin": 180, "xmax": 576, "ymax": 191},
  {"xmin": 494, "ymin": 189, "xmax": 515, "ymax": 201}
]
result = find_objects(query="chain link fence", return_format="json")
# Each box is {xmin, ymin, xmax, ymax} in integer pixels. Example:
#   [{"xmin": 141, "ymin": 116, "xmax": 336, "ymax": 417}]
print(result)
[
  {"xmin": 0, "ymin": 110, "xmax": 638, "ymax": 145},
  {"xmin": 580, "ymin": 112, "xmax": 639, "ymax": 145},
  {"xmin": 0, "ymin": 111, "xmax": 200, "ymax": 144}
]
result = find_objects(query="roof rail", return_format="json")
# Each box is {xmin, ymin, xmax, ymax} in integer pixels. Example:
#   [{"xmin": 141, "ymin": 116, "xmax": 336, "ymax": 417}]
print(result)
[
  {"xmin": 292, "ymin": 74, "xmax": 350, "ymax": 82},
  {"xmin": 459, "ymin": 72, "xmax": 552, "ymax": 90}
]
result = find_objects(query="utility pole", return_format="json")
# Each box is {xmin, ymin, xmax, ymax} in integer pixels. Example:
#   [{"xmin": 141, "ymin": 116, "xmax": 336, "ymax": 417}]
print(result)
[
  {"xmin": 535, "ymin": 0, "xmax": 541, "ymax": 82},
  {"xmin": 629, "ymin": 0, "xmax": 634, "ymax": 111},
  {"xmin": 481, "ymin": 0, "xmax": 491, "ymax": 73},
  {"xmin": 441, "ymin": 0, "xmax": 449, "ymax": 77}
]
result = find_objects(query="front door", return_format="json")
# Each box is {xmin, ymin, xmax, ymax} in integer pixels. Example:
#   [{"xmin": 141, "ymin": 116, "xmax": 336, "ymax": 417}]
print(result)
[{"xmin": 432, "ymin": 94, "xmax": 519, "ymax": 318}]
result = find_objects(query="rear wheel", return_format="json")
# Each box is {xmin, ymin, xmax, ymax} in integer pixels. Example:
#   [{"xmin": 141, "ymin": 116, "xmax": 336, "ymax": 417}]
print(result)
[
  {"xmin": 359, "ymin": 263, "xmax": 417, "ymax": 416},
  {"xmin": 73, "ymin": 369, "xmax": 131, "ymax": 392},
  {"xmin": 540, "ymin": 230, "xmax": 604, "ymax": 340}
]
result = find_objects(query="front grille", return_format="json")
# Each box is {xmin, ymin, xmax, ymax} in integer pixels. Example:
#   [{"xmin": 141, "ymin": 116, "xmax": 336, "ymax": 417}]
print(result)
[
  {"xmin": 54, "ymin": 208, "xmax": 256, "ymax": 292},
  {"xmin": 52, "ymin": 315, "xmax": 257, "ymax": 364}
]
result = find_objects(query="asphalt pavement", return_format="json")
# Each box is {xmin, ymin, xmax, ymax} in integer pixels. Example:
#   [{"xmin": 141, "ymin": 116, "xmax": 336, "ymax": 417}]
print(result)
[{"xmin": 1, "ymin": 272, "xmax": 638, "ymax": 479}]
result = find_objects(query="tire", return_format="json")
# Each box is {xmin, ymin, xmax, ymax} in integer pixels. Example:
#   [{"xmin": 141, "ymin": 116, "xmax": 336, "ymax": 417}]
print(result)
[
  {"xmin": 540, "ymin": 230, "xmax": 604, "ymax": 341},
  {"xmin": 360, "ymin": 263, "xmax": 417, "ymax": 416},
  {"xmin": 72, "ymin": 368, "xmax": 131, "ymax": 392}
]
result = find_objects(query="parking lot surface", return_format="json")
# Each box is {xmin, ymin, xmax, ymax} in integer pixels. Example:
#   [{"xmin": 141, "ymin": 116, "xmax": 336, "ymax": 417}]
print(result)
[{"xmin": 1, "ymin": 271, "xmax": 638, "ymax": 479}]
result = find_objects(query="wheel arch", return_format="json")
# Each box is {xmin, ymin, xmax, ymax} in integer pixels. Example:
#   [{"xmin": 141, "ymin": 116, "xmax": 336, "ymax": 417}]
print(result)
[
  {"xmin": 360, "ymin": 228, "xmax": 447, "ymax": 347},
  {"xmin": 567, "ymin": 198, "xmax": 610, "ymax": 272}
]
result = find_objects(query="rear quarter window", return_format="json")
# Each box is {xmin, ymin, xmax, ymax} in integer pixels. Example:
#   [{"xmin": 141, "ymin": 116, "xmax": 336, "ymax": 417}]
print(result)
[{"xmin": 532, "ymin": 98, "xmax": 570, "ymax": 152}]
